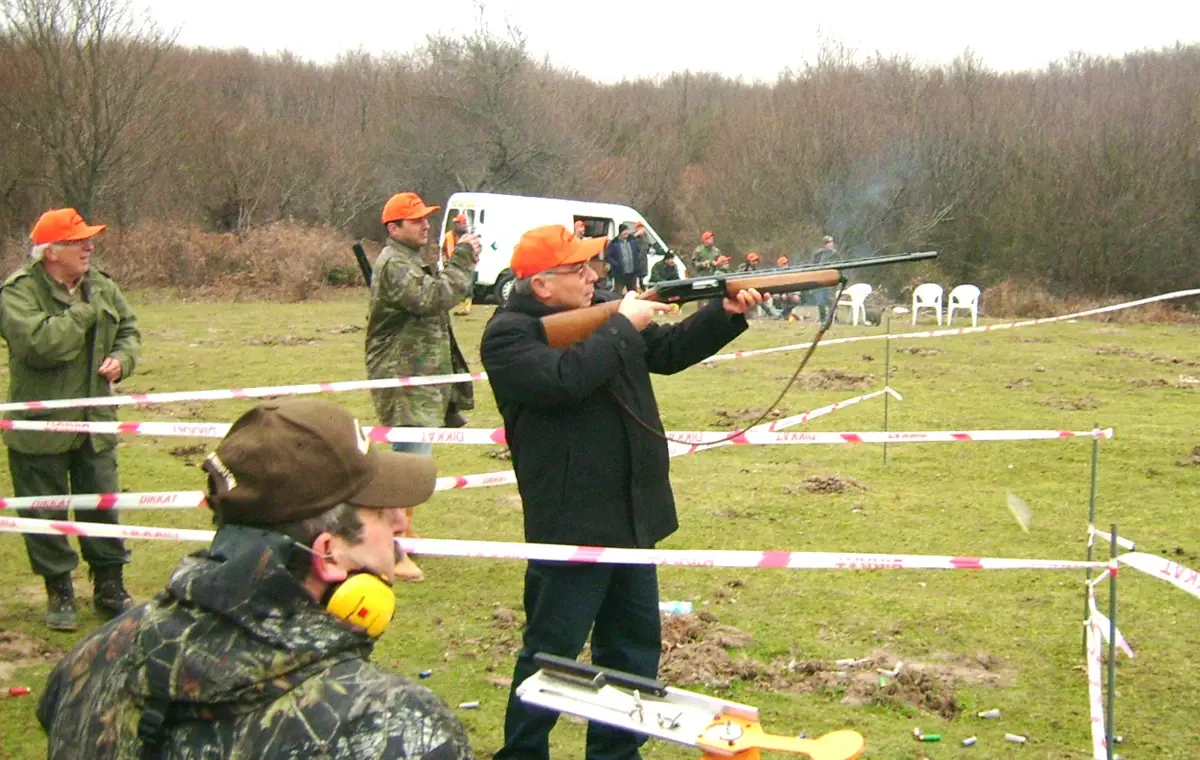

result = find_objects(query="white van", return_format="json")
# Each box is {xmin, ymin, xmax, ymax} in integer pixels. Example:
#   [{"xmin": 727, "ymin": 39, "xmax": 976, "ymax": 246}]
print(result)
[{"xmin": 438, "ymin": 192, "xmax": 684, "ymax": 303}]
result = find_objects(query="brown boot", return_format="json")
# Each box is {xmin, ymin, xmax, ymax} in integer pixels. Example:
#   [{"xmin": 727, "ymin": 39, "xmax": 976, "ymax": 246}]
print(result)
[
  {"xmin": 44, "ymin": 573, "xmax": 78, "ymax": 631},
  {"xmin": 393, "ymin": 552, "xmax": 424, "ymax": 583},
  {"xmin": 92, "ymin": 565, "xmax": 133, "ymax": 618}
]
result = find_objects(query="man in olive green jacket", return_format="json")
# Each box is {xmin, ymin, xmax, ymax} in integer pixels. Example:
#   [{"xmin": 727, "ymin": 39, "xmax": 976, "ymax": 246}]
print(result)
[
  {"xmin": 0, "ymin": 208, "xmax": 141, "ymax": 631},
  {"xmin": 366, "ymin": 192, "xmax": 479, "ymax": 581}
]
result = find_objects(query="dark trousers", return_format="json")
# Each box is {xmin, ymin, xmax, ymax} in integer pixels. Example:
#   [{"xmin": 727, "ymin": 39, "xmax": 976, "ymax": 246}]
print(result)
[
  {"xmin": 10, "ymin": 440, "xmax": 129, "ymax": 578},
  {"xmin": 496, "ymin": 561, "xmax": 661, "ymax": 760},
  {"xmin": 814, "ymin": 287, "xmax": 834, "ymax": 323},
  {"xmin": 614, "ymin": 274, "xmax": 639, "ymax": 295}
]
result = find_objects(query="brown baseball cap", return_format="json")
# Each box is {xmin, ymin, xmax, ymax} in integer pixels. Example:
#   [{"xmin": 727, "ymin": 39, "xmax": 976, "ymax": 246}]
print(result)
[{"xmin": 203, "ymin": 399, "xmax": 436, "ymax": 526}]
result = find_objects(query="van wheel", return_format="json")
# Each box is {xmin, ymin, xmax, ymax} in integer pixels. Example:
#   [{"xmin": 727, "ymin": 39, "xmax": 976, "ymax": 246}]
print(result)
[{"xmin": 493, "ymin": 272, "xmax": 515, "ymax": 305}]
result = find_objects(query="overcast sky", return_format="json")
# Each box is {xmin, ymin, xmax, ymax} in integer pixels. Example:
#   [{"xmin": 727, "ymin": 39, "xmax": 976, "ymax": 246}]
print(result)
[{"xmin": 142, "ymin": 0, "xmax": 1198, "ymax": 83}]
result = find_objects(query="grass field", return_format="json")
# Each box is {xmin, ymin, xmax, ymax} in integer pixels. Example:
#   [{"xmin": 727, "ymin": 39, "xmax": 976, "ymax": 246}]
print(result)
[{"xmin": 1, "ymin": 292, "xmax": 1198, "ymax": 759}]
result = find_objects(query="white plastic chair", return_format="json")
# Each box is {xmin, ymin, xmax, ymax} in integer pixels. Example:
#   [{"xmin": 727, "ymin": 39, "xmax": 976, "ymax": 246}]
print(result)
[
  {"xmin": 836, "ymin": 283, "xmax": 873, "ymax": 326},
  {"xmin": 911, "ymin": 283, "xmax": 944, "ymax": 325},
  {"xmin": 947, "ymin": 284, "xmax": 981, "ymax": 327}
]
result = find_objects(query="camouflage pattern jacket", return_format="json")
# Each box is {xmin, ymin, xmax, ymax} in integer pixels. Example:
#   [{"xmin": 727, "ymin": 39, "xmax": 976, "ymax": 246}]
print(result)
[
  {"xmin": 690, "ymin": 244, "xmax": 720, "ymax": 275},
  {"xmin": 37, "ymin": 525, "xmax": 473, "ymax": 760},
  {"xmin": 0, "ymin": 260, "xmax": 140, "ymax": 454},
  {"xmin": 366, "ymin": 239, "xmax": 475, "ymax": 428}
]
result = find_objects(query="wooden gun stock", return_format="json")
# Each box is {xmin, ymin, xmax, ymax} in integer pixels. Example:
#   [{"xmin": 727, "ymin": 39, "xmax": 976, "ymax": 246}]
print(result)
[{"xmin": 541, "ymin": 294, "xmax": 658, "ymax": 350}]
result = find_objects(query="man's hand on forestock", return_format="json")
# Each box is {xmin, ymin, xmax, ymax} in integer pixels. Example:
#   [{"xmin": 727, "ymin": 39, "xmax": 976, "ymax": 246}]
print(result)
[
  {"xmin": 723, "ymin": 288, "xmax": 765, "ymax": 315},
  {"xmin": 617, "ymin": 291, "xmax": 672, "ymax": 332}
]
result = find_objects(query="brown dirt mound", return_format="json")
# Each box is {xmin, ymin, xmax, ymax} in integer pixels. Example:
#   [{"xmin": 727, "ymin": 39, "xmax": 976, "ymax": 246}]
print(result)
[
  {"xmin": 711, "ymin": 407, "xmax": 786, "ymax": 425},
  {"xmin": 1038, "ymin": 395, "xmax": 1100, "ymax": 411},
  {"xmin": 793, "ymin": 369, "xmax": 874, "ymax": 391},
  {"xmin": 0, "ymin": 630, "xmax": 61, "ymax": 681},
  {"xmin": 658, "ymin": 614, "xmax": 1006, "ymax": 720},
  {"xmin": 786, "ymin": 475, "xmax": 868, "ymax": 494}
]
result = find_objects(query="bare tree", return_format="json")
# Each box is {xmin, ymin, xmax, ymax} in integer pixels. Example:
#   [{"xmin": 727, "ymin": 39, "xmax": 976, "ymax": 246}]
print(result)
[{"xmin": 0, "ymin": 0, "xmax": 175, "ymax": 216}]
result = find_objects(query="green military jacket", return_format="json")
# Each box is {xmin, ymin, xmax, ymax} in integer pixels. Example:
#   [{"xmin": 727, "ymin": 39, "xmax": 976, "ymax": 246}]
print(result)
[
  {"xmin": 0, "ymin": 261, "xmax": 140, "ymax": 454},
  {"xmin": 691, "ymin": 244, "xmax": 720, "ymax": 274},
  {"xmin": 366, "ymin": 239, "xmax": 475, "ymax": 428},
  {"xmin": 37, "ymin": 526, "xmax": 474, "ymax": 759}
]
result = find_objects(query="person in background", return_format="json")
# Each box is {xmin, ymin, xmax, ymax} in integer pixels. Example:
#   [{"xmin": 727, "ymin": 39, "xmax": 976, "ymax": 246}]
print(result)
[
  {"xmin": 736, "ymin": 251, "xmax": 761, "ymax": 273},
  {"xmin": 0, "ymin": 207, "xmax": 141, "ymax": 631},
  {"xmin": 690, "ymin": 230, "xmax": 720, "ymax": 275},
  {"xmin": 367, "ymin": 192, "xmax": 480, "ymax": 582},
  {"xmin": 631, "ymin": 222, "xmax": 649, "ymax": 289},
  {"xmin": 773, "ymin": 255, "xmax": 802, "ymax": 321},
  {"xmin": 604, "ymin": 222, "xmax": 639, "ymax": 295},
  {"xmin": 648, "ymin": 251, "xmax": 681, "ymax": 285},
  {"xmin": 808, "ymin": 234, "xmax": 840, "ymax": 324}
]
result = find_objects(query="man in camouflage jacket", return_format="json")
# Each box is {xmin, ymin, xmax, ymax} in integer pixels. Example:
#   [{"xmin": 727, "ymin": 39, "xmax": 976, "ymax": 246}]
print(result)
[
  {"xmin": 0, "ymin": 208, "xmax": 141, "ymax": 631},
  {"xmin": 366, "ymin": 192, "xmax": 480, "ymax": 581},
  {"xmin": 38, "ymin": 399, "xmax": 473, "ymax": 760}
]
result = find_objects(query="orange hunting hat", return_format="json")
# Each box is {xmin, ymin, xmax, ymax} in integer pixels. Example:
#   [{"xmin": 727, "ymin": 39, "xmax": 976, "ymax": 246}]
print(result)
[
  {"xmin": 382, "ymin": 192, "xmax": 440, "ymax": 224},
  {"xmin": 776, "ymin": 256, "xmax": 790, "ymax": 267},
  {"xmin": 701, "ymin": 231, "xmax": 714, "ymax": 242},
  {"xmin": 454, "ymin": 213, "xmax": 467, "ymax": 224},
  {"xmin": 30, "ymin": 208, "xmax": 106, "ymax": 246},
  {"xmin": 715, "ymin": 255, "xmax": 731, "ymax": 265},
  {"xmin": 511, "ymin": 225, "xmax": 606, "ymax": 279},
  {"xmin": 746, "ymin": 252, "xmax": 760, "ymax": 262}
]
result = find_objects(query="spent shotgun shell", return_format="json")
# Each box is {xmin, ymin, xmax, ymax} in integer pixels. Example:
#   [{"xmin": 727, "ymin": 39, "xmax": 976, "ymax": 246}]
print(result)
[
  {"xmin": 918, "ymin": 734, "xmax": 942, "ymax": 742},
  {"xmin": 977, "ymin": 708, "xmax": 1002, "ymax": 719},
  {"xmin": 418, "ymin": 670, "xmax": 433, "ymax": 679},
  {"xmin": 457, "ymin": 701, "xmax": 480, "ymax": 710},
  {"xmin": 7, "ymin": 686, "xmax": 30, "ymax": 697},
  {"xmin": 1004, "ymin": 733, "xmax": 1028, "ymax": 744},
  {"xmin": 962, "ymin": 736, "xmax": 978, "ymax": 747}
]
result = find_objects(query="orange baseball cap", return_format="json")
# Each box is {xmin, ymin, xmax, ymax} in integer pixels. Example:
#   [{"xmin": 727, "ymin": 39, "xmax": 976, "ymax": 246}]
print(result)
[
  {"xmin": 746, "ymin": 252, "xmax": 760, "ymax": 262},
  {"xmin": 511, "ymin": 225, "xmax": 607, "ymax": 279},
  {"xmin": 776, "ymin": 256, "xmax": 790, "ymax": 267},
  {"xmin": 715, "ymin": 255, "xmax": 731, "ymax": 265},
  {"xmin": 701, "ymin": 231, "xmax": 714, "ymax": 242},
  {"xmin": 454, "ymin": 213, "xmax": 467, "ymax": 224},
  {"xmin": 30, "ymin": 208, "xmax": 106, "ymax": 246},
  {"xmin": 382, "ymin": 192, "xmax": 440, "ymax": 224}
]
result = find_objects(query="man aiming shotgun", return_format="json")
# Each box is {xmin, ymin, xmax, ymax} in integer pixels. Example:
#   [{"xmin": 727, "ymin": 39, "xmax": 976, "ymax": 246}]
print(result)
[{"xmin": 541, "ymin": 250, "xmax": 937, "ymax": 348}]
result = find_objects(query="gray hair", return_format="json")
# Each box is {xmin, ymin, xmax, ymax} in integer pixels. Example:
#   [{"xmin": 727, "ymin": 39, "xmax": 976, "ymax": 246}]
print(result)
[
  {"xmin": 29, "ymin": 243, "xmax": 51, "ymax": 262},
  {"xmin": 262, "ymin": 502, "xmax": 365, "ymax": 578},
  {"xmin": 512, "ymin": 276, "xmax": 535, "ymax": 296}
]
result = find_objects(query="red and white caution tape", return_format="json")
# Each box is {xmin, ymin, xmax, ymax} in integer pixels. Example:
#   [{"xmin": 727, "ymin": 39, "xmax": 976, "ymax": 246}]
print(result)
[
  {"xmin": 1117, "ymin": 551, "xmax": 1200, "ymax": 601},
  {"xmin": 1085, "ymin": 616, "xmax": 1109, "ymax": 759},
  {"xmin": 1090, "ymin": 525, "xmax": 1136, "ymax": 551},
  {"xmin": 0, "ymin": 492, "xmax": 205, "ymax": 511},
  {"xmin": 0, "ymin": 516, "xmax": 1105, "ymax": 571},
  {"xmin": 704, "ymin": 288, "xmax": 1200, "ymax": 364},
  {"xmin": 399, "ymin": 538, "xmax": 1103, "ymax": 570},
  {"xmin": 0, "ymin": 515, "xmax": 214, "ymax": 542},
  {"xmin": 0, "ymin": 371, "xmax": 487, "ymax": 414},
  {"xmin": 0, "ymin": 471, "xmax": 517, "ymax": 510},
  {"xmin": 1088, "ymin": 580, "xmax": 1134, "ymax": 658},
  {"xmin": 0, "ymin": 417, "xmax": 1113, "ymax": 448}
]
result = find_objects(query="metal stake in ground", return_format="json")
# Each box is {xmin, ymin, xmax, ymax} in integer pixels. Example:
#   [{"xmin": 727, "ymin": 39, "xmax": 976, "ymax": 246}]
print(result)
[
  {"xmin": 1083, "ymin": 422, "xmax": 1101, "ymax": 656},
  {"xmin": 883, "ymin": 314, "xmax": 892, "ymax": 465},
  {"xmin": 1106, "ymin": 525, "xmax": 1117, "ymax": 760}
]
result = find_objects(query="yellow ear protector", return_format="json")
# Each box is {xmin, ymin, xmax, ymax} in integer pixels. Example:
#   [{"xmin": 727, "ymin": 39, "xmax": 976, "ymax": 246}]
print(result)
[{"xmin": 323, "ymin": 571, "xmax": 396, "ymax": 639}]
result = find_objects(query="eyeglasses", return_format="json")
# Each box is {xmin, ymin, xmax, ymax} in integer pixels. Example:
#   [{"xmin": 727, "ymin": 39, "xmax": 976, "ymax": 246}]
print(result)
[{"xmin": 541, "ymin": 262, "xmax": 590, "ymax": 278}]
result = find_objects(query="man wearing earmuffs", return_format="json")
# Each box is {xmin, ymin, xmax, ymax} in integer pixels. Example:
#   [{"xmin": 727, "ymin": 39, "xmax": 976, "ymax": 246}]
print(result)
[{"xmin": 36, "ymin": 399, "xmax": 473, "ymax": 759}]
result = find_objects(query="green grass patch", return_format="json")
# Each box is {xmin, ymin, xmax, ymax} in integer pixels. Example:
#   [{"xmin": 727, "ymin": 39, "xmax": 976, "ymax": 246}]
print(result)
[{"xmin": 1, "ymin": 296, "xmax": 1198, "ymax": 758}]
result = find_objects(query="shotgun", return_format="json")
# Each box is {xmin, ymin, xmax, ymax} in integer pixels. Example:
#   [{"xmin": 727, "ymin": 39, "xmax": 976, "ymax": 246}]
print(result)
[
  {"xmin": 352, "ymin": 241, "xmax": 373, "ymax": 286},
  {"xmin": 541, "ymin": 250, "xmax": 937, "ymax": 349}
]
